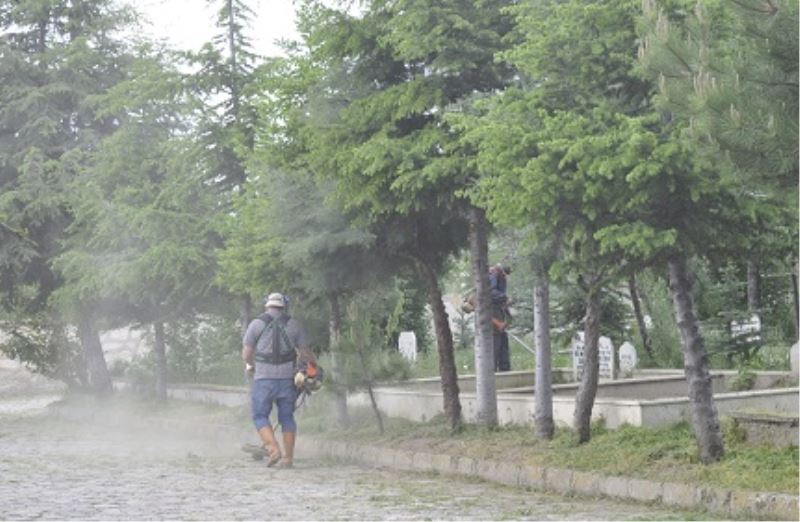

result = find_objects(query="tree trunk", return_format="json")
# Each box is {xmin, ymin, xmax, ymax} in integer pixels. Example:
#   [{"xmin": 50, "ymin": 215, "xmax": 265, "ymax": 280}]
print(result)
[
  {"xmin": 792, "ymin": 269, "xmax": 799, "ymax": 341},
  {"xmin": 226, "ymin": 0, "xmax": 240, "ymax": 118},
  {"xmin": 355, "ymin": 341, "xmax": 384, "ymax": 435},
  {"xmin": 37, "ymin": 16, "xmax": 47, "ymax": 55},
  {"xmin": 628, "ymin": 272, "xmax": 654, "ymax": 360},
  {"xmin": 533, "ymin": 266, "xmax": 554, "ymax": 440},
  {"xmin": 76, "ymin": 311, "xmax": 112, "ymax": 396},
  {"xmin": 328, "ymin": 292, "xmax": 349, "ymax": 428},
  {"xmin": 668, "ymin": 253, "xmax": 724, "ymax": 464},
  {"xmin": 153, "ymin": 321, "xmax": 168, "ymax": 401},
  {"xmin": 53, "ymin": 317, "xmax": 87, "ymax": 388},
  {"xmin": 573, "ymin": 285, "xmax": 601, "ymax": 443},
  {"xmin": 239, "ymin": 295, "xmax": 252, "ymax": 337},
  {"xmin": 746, "ymin": 260, "xmax": 761, "ymax": 314},
  {"xmin": 417, "ymin": 259, "xmax": 462, "ymax": 431},
  {"xmin": 468, "ymin": 207, "xmax": 497, "ymax": 426}
]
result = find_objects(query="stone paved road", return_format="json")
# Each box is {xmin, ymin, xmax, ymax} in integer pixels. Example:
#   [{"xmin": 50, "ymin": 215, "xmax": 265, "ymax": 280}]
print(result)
[{"xmin": 0, "ymin": 401, "xmax": 706, "ymax": 521}]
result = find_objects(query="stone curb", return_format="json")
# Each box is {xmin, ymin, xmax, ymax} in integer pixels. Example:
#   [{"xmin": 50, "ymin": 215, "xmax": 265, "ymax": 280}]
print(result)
[
  {"xmin": 133, "ymin": 396, "xmax": 798, "ymax": 520},
  {"xmin": 298, "ymin": 437, "xmax": 799, "ymax": 521}
]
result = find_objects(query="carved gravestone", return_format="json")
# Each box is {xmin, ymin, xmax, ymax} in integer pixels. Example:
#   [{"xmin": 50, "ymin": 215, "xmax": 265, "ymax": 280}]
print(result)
[
  {"xmin": 598, "ymin": 336, "xmax": 615, "ymax": 379},
  {"xmin": 571, "ymin": 332, "xmax": 585, "ymax": 381},
  {"xmin": 619, "ymin": 342, "xmax": 637, "ymax": 377},
  {"xmin": 730, "ymin": 314, "xmax": 762, "ymax": 345},
  {"xmin": 398, "ymin": 331, "xmax": 417, "ymax": 362},
  {"xmin": 572, "ymin": 332, "xmax": 615, "ymax": 380}
]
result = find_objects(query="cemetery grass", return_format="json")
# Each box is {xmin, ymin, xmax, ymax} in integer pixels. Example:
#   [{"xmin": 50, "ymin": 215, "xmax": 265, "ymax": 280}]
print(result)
[{"xmin": 301, "ymin": 398, "xmax": 799, "ymax": 495}]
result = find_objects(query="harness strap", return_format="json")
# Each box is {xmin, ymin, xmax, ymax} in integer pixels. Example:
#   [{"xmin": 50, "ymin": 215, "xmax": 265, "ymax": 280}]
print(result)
[{"xmin": 253, "ymin": 313, "xmax": 296, "ymax": 365}]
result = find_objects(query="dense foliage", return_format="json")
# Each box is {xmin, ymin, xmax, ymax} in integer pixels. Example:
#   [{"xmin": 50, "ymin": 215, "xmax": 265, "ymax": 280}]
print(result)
[{"xmin": 0, "ymin": 0, "xmax": 795, "ymax": 459}]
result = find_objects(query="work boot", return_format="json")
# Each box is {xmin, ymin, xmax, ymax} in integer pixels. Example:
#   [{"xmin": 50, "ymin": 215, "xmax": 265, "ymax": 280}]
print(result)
[
  {"xmin": 278, "ymin": 431, "xmax": 296, "ymax": 468},
  {"xmin": 257, "ymin": 426, "xmax": 282, "ymax": 466}
]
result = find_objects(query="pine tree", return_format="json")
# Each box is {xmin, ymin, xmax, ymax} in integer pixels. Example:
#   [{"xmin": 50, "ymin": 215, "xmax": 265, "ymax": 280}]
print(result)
[
  {"xmin": 54, "ymin": 48, "xmax": 219, "ymax": 400},
  {"xmin": 461, "ymin": 0, "xmax": 759, "ymax": 462},
  {"xmin": 640, "ymin": 0, "xmax": 798, "ymax": 197},
  {"xmin": 640, "ymin": 0, "xmax": 799, "ymax": 342},
  {"xmin": 0, "ymin": 0, "xmax": 135, "ymax": 392},
  {"xmin": 283, "ymin": 0, "xmax": 515, "ymax": 430},
  {"xmin": 185, "ymin": 0, "xmax": 261, "ymax": 333}
]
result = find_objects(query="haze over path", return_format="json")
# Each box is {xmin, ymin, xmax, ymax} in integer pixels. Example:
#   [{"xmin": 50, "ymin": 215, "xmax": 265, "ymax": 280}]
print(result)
[{"xmin": 0, "ymin": 362, "xmax": 703, "ymax": 520}]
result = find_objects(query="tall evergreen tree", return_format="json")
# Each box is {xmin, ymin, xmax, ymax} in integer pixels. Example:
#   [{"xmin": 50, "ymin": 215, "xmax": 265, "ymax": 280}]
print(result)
[
  {"xmin": 284, "ymin": 0, "xmax": 515, "ymax": 430},
  {"xmin": 639, "ymin": 0, "xmax": 799, "ymax": 340},
  {"xmin": 0, "ymin": 0, "xmax": 135, "ymax": 391},
  {"xmin": 186, "ymin": 0, "xmax": 261, "ymax": 333},
  {"xmin": 462, "ymin": 0, "xmax": 759, "ymax": 461},
  {"xmin": 54, "ymin": 49, "xmax": 219, "ymax": 400}
]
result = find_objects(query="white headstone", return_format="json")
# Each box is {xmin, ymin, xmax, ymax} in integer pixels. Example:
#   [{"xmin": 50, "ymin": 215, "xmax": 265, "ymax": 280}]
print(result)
[
  {"xmin": 572, "ymin": 332, "xmax": 615, "ymax": 380},
  {"xmin": 619, "ymin": 342, "xmax": 637, "ymax": 377},
  {"xmin": 571, "ymin": 332, "xmax": 583, "ymax": 380},
  {"xmin": 598, "ymin": 336, "xmax": 615, "ymax": 379},
  {"xmin": 731, "ymin": 314, "xmax": 761, "ymax": 344},
  {"xmin": 398, "ymin": 331, "xmax": 417, "ymax": 362},
  {"xmin": 790, "ymin": 342, "xmax": 799, "ymax": 379}
]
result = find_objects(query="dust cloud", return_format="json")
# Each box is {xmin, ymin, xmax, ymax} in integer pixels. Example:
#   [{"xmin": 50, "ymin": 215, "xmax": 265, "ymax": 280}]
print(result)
[{"xmin": 0, "ymin": 357, "xmax": 252, "ymax": 461}]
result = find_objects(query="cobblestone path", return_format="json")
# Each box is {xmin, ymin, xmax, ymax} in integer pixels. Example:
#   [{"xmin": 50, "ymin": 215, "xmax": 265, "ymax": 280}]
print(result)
[{"xmin": 0, "ymin": 401, "xmax": 702, "ymax": 521}]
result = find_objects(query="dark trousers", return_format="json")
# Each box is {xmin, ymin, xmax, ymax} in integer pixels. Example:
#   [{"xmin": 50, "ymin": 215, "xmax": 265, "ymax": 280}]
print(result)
[{"xmin": 494, "ymin": 331, "xmax": 511, "ymax": 372}]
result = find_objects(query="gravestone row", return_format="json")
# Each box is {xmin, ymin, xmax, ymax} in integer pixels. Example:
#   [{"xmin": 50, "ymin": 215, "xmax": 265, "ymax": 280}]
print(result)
[{"xmin": 571, "ymin": 333, "xmax": 639, "ymax": 380}]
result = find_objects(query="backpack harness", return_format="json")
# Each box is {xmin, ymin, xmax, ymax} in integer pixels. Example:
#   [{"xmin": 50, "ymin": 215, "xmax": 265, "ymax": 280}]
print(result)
[{"xmin": 253, "ymin": 313, "xmax": 297, "ymax": 365}]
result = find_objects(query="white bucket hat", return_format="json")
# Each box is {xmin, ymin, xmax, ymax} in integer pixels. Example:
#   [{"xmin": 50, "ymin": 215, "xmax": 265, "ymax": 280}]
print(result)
[{"xmin": 265, "ymin": 292, "xmax": 285, "ymax": 308}]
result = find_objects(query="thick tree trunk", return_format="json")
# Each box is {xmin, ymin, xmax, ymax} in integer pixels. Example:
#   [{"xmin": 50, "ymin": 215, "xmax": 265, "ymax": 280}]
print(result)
[
  {"xmin": 328, "ymin": 292, "xmax": 349, "ymax": 428},
  {"xmin": 76, "ymin": 311, "xmax": 112, "ymax": 396},
  {"xmin": 668, "ymin": 253, "xmax": 724, "ymax": 464},
  {"xmin": 418, "ymin": 259, "xmax": 462, "ymax": 431},
  {"xmin": 153, "ymin": 321, "xmax": 168, "ymax": 402},
  {"xmin": 239, "ymin": 295, "xmax": 252, "ymax": 337},
  {"xmin": 746, "ymin": 260, "xmax": 761, "ymax": 314},
  {"xmin": 628, "ymin": 272, "xmax": 654, "ymax": 360},
  {"xmin": 468, "ymin": 207, "xmax": 497, "ymax": 426},
  {"xmin": 573, "ymin": 286, "xmax": 601, "ymax": 443},
  {"xmin": 533, "ymin": 267, "xmax": 554, "ymax": 440}
]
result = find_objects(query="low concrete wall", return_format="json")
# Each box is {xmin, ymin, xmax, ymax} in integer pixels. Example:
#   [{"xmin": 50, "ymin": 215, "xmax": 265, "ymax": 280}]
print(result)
[
  {"xmin": 349, "ymin": 389, "xmax": 650, "ymax": 429},
  {"xmin": 352, "ymin": 379, "xmax": 799, "ymax": 430},
  {"xmin": 168, "ymin": 383, "xmax": 250, "ymax": 408},
  {"xmin": 731, "ymin": 412, "xmax": 799, "ymax": 449},
  {"xmin": 533, "ymin": 370, "xmax": 791, "ymax": 400},
  {"xmin": 127, "ymin": 372, "xmax": 799, "ymax": 432},
  {"xmin": 544, "ymin": 374, "xmax": 725, "ymax": 400},
  {"xmin": 639, "ymin": 388, "xmax": 800, "ymax": 428},
  {"xmin": 115, "ymin": 380, "xmax": 250, "ymax": 408},
  {"xmin": 404, "ymin": 369, "xmax": 573, "ymax": 393}
]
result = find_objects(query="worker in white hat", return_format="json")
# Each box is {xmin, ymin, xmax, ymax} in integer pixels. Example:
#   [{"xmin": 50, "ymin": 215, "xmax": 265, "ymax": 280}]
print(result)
[{"xmin": 242, "ymin": 292, "xmax": 314, "ymax": 468}]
